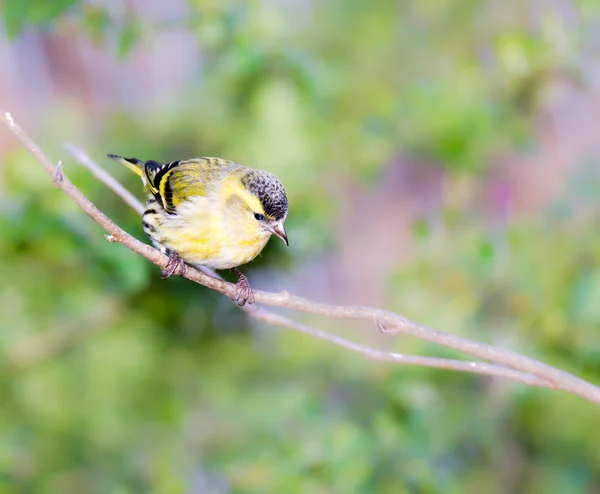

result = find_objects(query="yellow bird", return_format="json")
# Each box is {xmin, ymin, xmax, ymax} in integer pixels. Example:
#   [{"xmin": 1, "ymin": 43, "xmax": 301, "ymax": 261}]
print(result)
[{"xmin": 108, "ymin": 154, "xmax": 289, "ymax": 306}]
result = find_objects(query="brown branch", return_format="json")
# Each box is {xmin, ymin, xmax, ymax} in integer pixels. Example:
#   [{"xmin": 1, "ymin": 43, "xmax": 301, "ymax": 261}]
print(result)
[
  {"xmin": 249, "ymin": 308, "xmax": 551, "ymax": 387},
  {"xmin": 64, "ymin": 142, "xmax": 145, "ymax": 215},
  {"xmin": 63, "ymin": 144, "xmax": 549, "ymax": 388},
  {"xmin": 4, "ymin": 108, "xmax": 600, "ymax": 404}
]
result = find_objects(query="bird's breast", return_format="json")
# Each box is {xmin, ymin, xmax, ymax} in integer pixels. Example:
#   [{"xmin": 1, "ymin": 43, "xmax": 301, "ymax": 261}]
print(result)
[{"xmin": 150, "ymin": 196, "xmax": 271, "ymax": 270}]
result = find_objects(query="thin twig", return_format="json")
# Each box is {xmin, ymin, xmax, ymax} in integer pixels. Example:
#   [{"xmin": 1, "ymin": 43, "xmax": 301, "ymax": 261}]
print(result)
[
  {"xmin": 65, "ymin": 144, "xmax": 548, "ymax": 387},
  {"xmin": 249, "ymin": 307, "xmax": 552, "ymax": 388},
  {"xmin": 64, "ymin": 143, "xmax": 145, "ymax": 215},
  {"xmin": 4, "ymin": 108, "xmax": 600, "ymax": 405}
]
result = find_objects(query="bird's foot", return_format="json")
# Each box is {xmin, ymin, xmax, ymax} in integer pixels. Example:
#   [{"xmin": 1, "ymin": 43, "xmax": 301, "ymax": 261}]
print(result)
[
  {"xmin": 232, "ymin": 267, "xmax": 255, "ymax": 306},
  {"xmin": 161, "ymin": 251, "xmax": 186, "ymax": 279}
]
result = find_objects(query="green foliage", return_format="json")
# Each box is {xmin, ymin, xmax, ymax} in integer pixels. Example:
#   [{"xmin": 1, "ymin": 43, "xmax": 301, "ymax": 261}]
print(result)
[
  {"xmin": 3, "ymin": 0, "xmax": 80, "ymax": 38},
  {"xmin": 3, "ymin": 1, "xmax": 600, "ymax": 492}
]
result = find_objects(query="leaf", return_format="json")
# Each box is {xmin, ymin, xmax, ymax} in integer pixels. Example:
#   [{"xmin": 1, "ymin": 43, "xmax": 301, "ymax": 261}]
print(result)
[
  {"xmin": 3, "ymin": 0, "xmax": 29, "ymax": 38},
  {"xmin": 478, "ymin": 240, "xmax": 494, "ymax": 263},
  {"xmin": 27, "ymin": 0, "xmax": 80, "ymax": 24},
  {"xmin": 3, "ymin": 0, "xmax": 81, "ymax": 38},
  {"xmin": 81, "ymin": 4, "xmax": 111, "ymax": 42},
  {"xmin": 117, "ymin": 19, "xmax": 140, "ymax": 59},
  {"xmin": 413, "ymin": 219, "xmax": 431, "ymax": 240}
]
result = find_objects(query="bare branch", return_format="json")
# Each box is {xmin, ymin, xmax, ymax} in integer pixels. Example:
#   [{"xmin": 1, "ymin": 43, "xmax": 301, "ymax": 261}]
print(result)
[
  {"xmin": 64, "ymin": 143, "xmax": 145, "ymax": 215},
  {"xmin": 4, "ymin": 108, "xmax": 600, "ymax": 405},
  {"xmin": 248, "ymin": 307, "xmax": 553, "ymax": 388},
  {"xmin": 66, "ymin": 141, "xmax": 548, "ymax": 387}
]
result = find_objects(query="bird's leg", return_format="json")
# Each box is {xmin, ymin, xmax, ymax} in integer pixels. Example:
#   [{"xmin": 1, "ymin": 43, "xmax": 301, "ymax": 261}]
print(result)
[
  {"xmin": 161, "ymin": 250, "xmax": 186, "ymax": 279},
  {"xmin": 231, "ymin": 267, "xmax": 255, "ymax": 306}
]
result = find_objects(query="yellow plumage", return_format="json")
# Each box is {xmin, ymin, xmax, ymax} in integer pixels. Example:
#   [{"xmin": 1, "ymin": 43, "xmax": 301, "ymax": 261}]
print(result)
[{"xmin": 108, "ymin": 154, "xmax": 289, "ymax": 305}]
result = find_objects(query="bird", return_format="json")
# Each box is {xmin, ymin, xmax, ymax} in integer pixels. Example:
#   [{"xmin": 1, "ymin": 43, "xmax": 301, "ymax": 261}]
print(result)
[{"xmin": 107, "ymin": 154, "xmax": 289, "ymax": 306}]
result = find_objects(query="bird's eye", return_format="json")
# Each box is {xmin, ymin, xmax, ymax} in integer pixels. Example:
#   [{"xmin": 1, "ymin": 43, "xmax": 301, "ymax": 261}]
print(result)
[{"xmin": 254, "ymin": 213, "xmax": 264, "ymax": 221}]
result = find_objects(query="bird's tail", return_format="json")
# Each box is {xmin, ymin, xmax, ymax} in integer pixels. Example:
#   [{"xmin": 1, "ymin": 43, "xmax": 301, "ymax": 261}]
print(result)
[{"xmin": 107, "ymin": 154, "xmax": 145, "ymax": 178}]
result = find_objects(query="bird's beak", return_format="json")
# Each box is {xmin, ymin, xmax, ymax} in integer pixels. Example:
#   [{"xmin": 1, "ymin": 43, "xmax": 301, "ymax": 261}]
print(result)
[{"xmin": 270, "ymin": 220, "xmax": 289, "ymax": 246}]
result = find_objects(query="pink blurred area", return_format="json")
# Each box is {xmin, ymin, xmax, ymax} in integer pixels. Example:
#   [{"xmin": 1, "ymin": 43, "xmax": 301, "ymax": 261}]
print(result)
[
  {"xmin": 0, "ymin": 0, "xmax": 199, "ymax": 129},
  {"xmin": 316, "ymin": 81, "xmax": 600, "ymax": 305}
]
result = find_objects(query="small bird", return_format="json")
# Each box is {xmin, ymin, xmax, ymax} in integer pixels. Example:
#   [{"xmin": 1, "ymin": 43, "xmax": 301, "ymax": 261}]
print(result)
[{"xmin": 108, "ymin": 154, "xmax": 289, "ymax": 306}]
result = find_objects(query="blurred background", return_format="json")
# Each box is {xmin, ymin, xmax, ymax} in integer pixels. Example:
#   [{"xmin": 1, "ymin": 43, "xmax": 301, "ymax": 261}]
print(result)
[{"xmin": 2, "ymin": 0, "xmax": 600, "ymax": 492}]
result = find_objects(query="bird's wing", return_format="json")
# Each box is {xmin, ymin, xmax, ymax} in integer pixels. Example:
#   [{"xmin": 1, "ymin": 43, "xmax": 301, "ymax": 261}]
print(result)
[{"xmin": 146, "ymin": 158, "xmax": 231, "ymax": 214}]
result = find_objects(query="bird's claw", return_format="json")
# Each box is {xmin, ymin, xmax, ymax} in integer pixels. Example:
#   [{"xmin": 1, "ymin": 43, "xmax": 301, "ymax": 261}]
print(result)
[
  {"xmin": 161, "ymin": 251, "xmax": 186, "ymax": 279},
  {"xmin": 234, "ymin": 284, "xmax": 254, "ymax": 306},
  {"xmin": 232, "ymin": 268, "xmax": 255, "ymax": 306}
]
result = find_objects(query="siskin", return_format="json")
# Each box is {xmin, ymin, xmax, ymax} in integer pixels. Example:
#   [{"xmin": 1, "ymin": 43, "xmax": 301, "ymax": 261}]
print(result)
[{"xmin": 108, "ymin": 154, "xmax": 289, "ymax": 306}]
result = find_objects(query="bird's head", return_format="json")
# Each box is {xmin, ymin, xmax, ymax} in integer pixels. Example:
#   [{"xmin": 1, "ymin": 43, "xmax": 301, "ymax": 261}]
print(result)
[{"xmin": 223, "ymin": 169, "xmax": 289, "ymax": 246}]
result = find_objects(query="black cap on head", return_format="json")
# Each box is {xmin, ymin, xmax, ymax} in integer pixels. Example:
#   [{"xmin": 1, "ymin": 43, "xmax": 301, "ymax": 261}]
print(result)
[{"xmin": 242, "ymin": 171, "xmax": 288, "ymax": 221}]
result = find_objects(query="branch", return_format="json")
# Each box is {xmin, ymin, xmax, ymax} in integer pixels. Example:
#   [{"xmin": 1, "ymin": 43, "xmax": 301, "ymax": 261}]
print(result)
[
  {"xmin": 64, "ymin": 142, "xmax": 145, "ymax": 215},
  {"xmin": 63, "ymin": 144, "xmax": 548, "ymax": 388},
  {"xmin": 249, "ymin": 307, "xmax": 551, "ymax": 387},
  {"xmin": 4, "ymin": 108, "xmax": 600, "ymax": 405}
]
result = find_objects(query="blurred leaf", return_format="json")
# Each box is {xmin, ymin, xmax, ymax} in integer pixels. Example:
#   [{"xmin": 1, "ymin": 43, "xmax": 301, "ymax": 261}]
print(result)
[
  {"xmin": 81, "ymin": 4, "xmax": 110, "ymax": 43},
  {"xmin": 570, "ymin": 270, "xmax": 600, "ymax": 326},
  {"xmin": 3, "ymin": 0, "xmax": 80, "ymax": 38},
  {"xmin": 117, "ymin": 18, "xmax": 141, "ymax": 59},
  {"xmin": 478, "ymin": 240, "xmax": 494, "ymax": 263}
]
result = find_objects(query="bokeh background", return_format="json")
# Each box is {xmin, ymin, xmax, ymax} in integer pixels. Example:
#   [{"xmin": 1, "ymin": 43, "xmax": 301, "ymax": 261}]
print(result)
[{"xmin": 2, "ymin": 0, "xmax": 600, "ymax": 492}]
